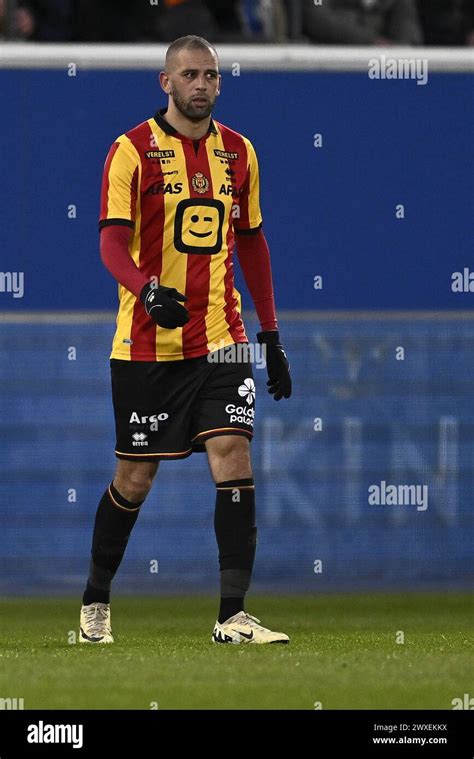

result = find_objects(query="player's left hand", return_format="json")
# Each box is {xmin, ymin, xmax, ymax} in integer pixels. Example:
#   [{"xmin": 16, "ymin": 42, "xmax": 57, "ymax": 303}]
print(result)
[{"xmin": 257, "ymin": 331, "xmax": 292, "ymax": 401}]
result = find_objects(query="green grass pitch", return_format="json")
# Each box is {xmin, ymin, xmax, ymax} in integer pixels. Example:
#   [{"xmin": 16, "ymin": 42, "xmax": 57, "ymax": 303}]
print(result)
[{"xmin": 0, "ymin": 593, "xmax": 472, "ymax": 710}]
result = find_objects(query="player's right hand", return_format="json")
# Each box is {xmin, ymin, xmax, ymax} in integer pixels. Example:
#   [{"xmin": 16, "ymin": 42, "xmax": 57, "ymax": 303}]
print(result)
[{"xmin": 140, "ymin": 282, "xmax": 190, "ymax": 329}]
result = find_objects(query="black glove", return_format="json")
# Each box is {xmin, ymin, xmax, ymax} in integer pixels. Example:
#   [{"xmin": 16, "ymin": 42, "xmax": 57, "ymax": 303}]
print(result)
[
  {"xmin": 140, "ymin": 282, "xmax": 189, "ymax": 329},
  {"xmin": 257, "ymin": 330, "xmax": 292, "ymax": 401}
]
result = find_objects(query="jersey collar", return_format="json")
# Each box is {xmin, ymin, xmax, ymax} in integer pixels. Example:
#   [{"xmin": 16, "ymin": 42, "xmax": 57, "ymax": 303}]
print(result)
[{"xmin": 154, "ymin": 107, "xmax": 217, "ymax": 139}]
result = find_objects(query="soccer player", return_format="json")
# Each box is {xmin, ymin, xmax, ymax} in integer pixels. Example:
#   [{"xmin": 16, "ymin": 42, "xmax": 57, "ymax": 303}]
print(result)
[{"xmin": 79, "ymin": 35, "xmax": 292, "ymax": 645}]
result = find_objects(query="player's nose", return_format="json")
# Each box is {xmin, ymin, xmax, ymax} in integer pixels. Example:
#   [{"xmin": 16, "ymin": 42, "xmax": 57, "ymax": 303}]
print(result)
[{"xmin": 194, "ymin": 75, "xmax": 208, "ymax": 90}]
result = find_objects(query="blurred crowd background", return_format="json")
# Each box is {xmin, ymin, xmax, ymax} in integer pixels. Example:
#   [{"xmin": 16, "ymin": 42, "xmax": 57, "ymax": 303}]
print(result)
[{"xmin": 1, "ymin": 0, "xmax": 473, "ymax": 46}]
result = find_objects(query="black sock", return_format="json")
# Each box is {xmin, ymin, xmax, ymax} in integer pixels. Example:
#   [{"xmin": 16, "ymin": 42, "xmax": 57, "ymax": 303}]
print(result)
[
  {"xmin": 83, "ymin": 580, "xmax": 110, "ymax": 606},
  {"xmin": 219, "ymin": 596, "xmax": 245, "ymax": 624},
  {"xmin": 83, "ymin": 482, "xmax": 143, "ymax": 606},
  {"xmin": 214, "ymin": 478, "xmax": 256, "ymax": 624}
]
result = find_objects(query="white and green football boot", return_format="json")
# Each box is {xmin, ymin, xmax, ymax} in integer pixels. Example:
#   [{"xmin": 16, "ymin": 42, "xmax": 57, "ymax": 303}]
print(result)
[
  {"xmin": 79, "ymin": 602, "xmax": 114, "ymax": 644},
  {"xmin": 212, "ymin": 611, "xmax": 289, "ymax": 644}
]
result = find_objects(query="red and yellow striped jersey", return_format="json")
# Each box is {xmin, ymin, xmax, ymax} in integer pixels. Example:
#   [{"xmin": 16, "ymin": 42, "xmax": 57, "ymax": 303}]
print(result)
[{"xmin": 99, "ymin": 109, "xmax": 263, "ymax": 361}]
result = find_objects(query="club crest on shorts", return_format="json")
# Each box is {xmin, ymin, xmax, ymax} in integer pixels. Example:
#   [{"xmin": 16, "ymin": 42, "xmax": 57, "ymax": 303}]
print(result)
[{"xmin": 192, "ymin": 172, "xmax": 210, "ymax": 194}]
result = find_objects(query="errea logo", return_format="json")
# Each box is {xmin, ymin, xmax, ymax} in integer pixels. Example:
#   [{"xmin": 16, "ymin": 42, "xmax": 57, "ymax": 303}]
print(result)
[
  {"xmin": 132, "ymin": 432, "xmax": 148, "ymax": 447},
  {"xmin": 132, "ymin": 432, "xmax": 147, "ymax": 443},
  {"xmin": 238, "ymin": 378, "xmax": 255, "ymax": 405}
]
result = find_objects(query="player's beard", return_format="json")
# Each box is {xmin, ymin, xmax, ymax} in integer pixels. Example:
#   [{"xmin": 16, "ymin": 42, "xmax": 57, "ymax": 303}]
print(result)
[{"xmin": 170, "ymin": 88, "xmax": 215, "ymax": 122}]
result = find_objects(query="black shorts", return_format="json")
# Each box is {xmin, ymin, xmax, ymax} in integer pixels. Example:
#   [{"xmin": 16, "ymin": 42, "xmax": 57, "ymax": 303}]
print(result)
[{"xmin": 111, "ymin": 344, "xmax": 255, "ymax": 461}]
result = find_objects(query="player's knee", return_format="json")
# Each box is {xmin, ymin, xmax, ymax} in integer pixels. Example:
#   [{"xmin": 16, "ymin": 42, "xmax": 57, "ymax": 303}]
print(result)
[
  {"xmin": 206, "ymin": 435, "xmax": 252, "ymax": 481},
  {"xmin": 114, "ymin": 462, "xmax": 158, "ymax": 502},
  {"xmin": 115, "ymin": 475, "xmax": 153, "ymax": 503}
]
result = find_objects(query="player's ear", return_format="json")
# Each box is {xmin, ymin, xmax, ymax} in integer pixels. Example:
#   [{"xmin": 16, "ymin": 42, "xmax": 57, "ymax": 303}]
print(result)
[{"xmin": 159, "ymin": 71, "xmax": 171, "ymax": 95}]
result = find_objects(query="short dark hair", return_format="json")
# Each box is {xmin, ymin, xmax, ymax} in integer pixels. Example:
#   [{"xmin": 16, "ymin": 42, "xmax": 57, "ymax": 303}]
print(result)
[{"xmin": 165, "ymin": 35, "xmax": 218, "ymax": 71}]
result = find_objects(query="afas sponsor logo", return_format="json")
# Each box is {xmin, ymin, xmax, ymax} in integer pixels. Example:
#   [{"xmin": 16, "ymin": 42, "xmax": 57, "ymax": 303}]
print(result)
[
  {"xmin": 145, "ymin": 182, "xmax": 183, "ymax": 195},
  {"xmin": 219, "ymin": 184, "xmax": 241, "ymax": 198}
]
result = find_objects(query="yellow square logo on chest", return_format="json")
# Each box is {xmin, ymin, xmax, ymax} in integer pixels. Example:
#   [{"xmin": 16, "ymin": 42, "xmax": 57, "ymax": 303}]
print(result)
[{"xmin": 174, "ymin": 199, "xmax": 225, "ymax": 255}]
